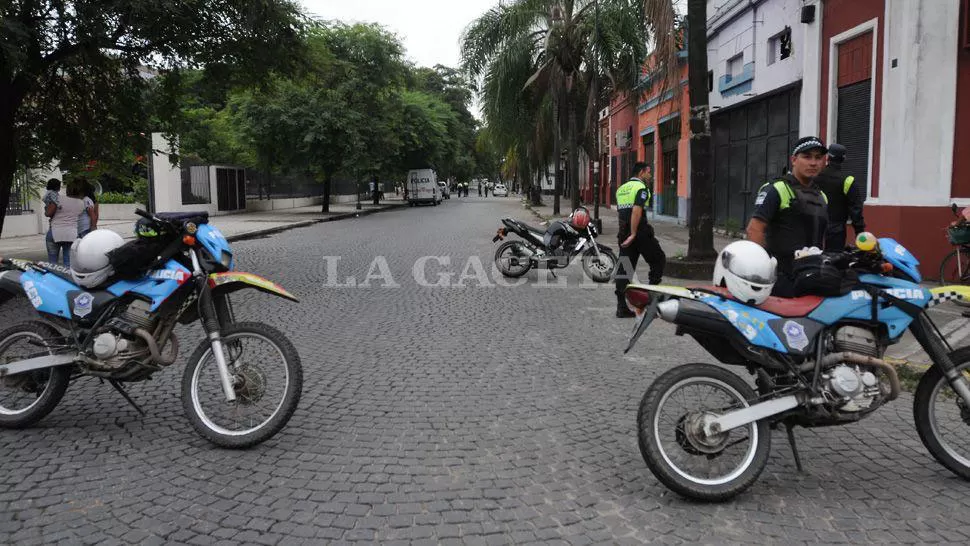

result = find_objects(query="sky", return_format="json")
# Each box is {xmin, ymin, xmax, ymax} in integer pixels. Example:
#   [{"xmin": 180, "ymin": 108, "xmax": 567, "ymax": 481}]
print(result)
[{"xmin": 300, "ymin": 0, "xmax": 500, "ymax": 70}]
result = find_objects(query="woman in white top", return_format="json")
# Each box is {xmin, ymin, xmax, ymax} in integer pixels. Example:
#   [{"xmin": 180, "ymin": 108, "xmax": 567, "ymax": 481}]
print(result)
[{"xmin": 45, "ymin": 183, "xmax": 88, "ymax": 267}]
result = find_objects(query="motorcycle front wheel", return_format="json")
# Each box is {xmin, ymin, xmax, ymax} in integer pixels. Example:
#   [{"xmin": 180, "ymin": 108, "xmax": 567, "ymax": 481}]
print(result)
[
  {"xmin": 581, "ymin": 245, "xmax": 617, "ymax": 283},
  {"xmin": 914, "ymin": 347, "xmax": 970, "ymax": 479},
  {"xmin": 182, "ymin": 322, "xmax": 302, "ymax": 448},
  {"xmin": 494, "ymin": 240, "xmax": 533, "ymax": 278},
  {"xmin": 637, "ymin": 363, "xmax": 771, "ymax": 502}
]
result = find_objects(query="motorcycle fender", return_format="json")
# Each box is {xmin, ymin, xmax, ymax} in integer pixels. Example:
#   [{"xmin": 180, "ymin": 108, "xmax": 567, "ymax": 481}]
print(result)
[
  {"xmin": 929, "ymin": 285, "xmax": 970, "ymax": 307},
  {"xmin": 208, "ymin": 272, "xmax": 299, "ymax": 302},
  {"xmin": 0, "ymin": 269, "xmax": 23, "ymax": 297},
  {"xmin": 626, "ymin": 283, "xmax": 703, "ymax": 300}
]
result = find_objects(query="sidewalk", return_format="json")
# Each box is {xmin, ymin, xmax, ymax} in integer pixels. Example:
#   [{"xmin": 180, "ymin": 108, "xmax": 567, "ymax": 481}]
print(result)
[
  {"xmin": 0, "ymin": 196, "xmax": 408, "ymax": 262},
  {"xmin": 521, "ymin": 197, "xmax": 738, "ymax": 258}
]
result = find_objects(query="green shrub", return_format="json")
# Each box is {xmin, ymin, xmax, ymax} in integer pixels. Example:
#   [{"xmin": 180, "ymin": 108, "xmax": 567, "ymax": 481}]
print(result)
[{"xmin": 98, "ymin": 191, "xmax": 137, "ymax": 204}]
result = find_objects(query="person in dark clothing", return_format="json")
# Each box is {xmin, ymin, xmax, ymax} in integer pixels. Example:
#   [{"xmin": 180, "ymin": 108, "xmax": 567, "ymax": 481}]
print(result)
[
  {"xmin": 372, "ymin": 177, "xmax": 381, "ymax": 205},
  {"xmin": 614, "ymin": 162, "xmax": 666, "ymax": 318},
  {"xmin": 746, "ymin": 136, "xmax": 829, "ymax": 297},
  {"xmin": 814, "ymin": 143, "xmax": 865, "ymax": 250}
]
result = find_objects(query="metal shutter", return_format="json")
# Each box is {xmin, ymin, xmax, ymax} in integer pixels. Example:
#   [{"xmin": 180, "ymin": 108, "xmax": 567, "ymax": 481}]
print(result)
[{"xmin": 836, "ymin": 79, "xmax": 872, "ymax": 197}]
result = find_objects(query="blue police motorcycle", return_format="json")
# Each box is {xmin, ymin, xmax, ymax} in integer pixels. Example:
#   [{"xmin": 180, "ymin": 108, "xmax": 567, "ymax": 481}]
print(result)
[
  {"xmin": 0, "ymin": 210, "xmax": 302, "ymax": 448},
  {"xmin": 624, "ymin": 234, "xmax": 970, "ymax": 501}
]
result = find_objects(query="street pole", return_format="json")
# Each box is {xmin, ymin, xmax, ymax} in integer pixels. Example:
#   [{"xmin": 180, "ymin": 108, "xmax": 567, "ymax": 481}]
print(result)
[{"xmin": 592, "ymin": 0, "xmax": 603, "ymax": 233}]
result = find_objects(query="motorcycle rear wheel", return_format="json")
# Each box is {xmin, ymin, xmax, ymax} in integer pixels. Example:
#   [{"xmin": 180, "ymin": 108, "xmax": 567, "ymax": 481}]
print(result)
[
  {"xmin": 182, "ymin": 322, "xmax": 302, "ymax": 448},
  {"xmin": 637, "ymin": 363, "xmax": 771, "ymax": 502},
  {"xmin": 914, "ymin": 347, "xmax": 970, "ymax": 479},
  {"xmin": 494, "ymin": 240, "xmax": 533, "ymax": 278},
  {"xmin": 0, "ymin": 322, "xmax": 71, "ymax": 429}
]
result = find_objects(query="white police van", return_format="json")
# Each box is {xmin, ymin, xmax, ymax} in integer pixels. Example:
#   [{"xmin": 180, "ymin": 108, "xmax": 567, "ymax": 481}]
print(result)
[{"xmin": 407, "ymin": 168, "xmax": 440, "ymax": 206}]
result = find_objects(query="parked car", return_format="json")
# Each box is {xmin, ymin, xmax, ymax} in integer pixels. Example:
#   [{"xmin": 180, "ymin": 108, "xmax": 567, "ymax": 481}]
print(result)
[{"xmin": 493, "ymin": 183, "xmax": 509, "ymax": 197}]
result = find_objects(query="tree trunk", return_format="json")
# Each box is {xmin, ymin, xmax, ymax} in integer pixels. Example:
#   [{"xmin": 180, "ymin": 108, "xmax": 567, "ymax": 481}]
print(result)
[
  {"xmin": 686, "ymin": 0, "xmax": 716, "ymax": 260},
  {"xmin": 568, "ymin": 96, "xmax": 580, "ymax": 212},
  {"xmin": 322, "ymin": 171, "xmax": 332, "ymax": 213},
  {"xmin": 552, "ymin": 96, "xmax": 561, "ymax": 216},
  {"xmin": 0, "ymin": 93, "xmax": 20, "ymax": 238}
]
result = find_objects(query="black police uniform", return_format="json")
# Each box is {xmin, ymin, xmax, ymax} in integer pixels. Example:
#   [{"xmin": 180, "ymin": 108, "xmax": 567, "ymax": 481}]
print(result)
[
  {"xmin": 814, "ymin": 162, "xmax": 865, "ymax": 250},
  {"xmin": 752, "ymin": 174, "xmax": 829, "ymax": 297},
  {"xmin": 614, "ymin": 178, "xmax": 666, "ymax": 304}
]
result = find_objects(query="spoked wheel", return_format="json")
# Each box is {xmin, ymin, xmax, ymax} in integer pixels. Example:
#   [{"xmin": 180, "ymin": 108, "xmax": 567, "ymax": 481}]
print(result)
[
  {"xmin": 581, "ymin": 245, "xmax": 617, "ymax": 283},
  {"xmin": 0, "ymin": 322, "xmax": 71, "ymax": 428},
  {"xmin": 914, "ymin": 348, "xmax": 970, "ymax": 479},
  {"xmin": 494, "ymin": 240, "xmax": 533, "ymax": 278},
  {"xmin": 182, "ymin": 322, "xmax": 302, "ymax": 448},
  {"xmin": 637, "ymin": 363, "xmax": 771, "ymax": 502}
]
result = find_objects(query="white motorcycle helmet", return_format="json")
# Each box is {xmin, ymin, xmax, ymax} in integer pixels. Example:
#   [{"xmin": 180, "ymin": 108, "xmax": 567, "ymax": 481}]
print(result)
[
  {"xmin": 71, "ymin": 229, "xmax": 126, "ymax": 288},
  {"xmin": 712, "ymin": 241, "xmax": 778, "ymax": 305}
]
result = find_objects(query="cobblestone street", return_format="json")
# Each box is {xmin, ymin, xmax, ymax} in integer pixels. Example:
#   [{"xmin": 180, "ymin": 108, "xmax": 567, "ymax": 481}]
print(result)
[{"xmin": 2, "ymin": 196, "xmax": 970, "ymax": 544}]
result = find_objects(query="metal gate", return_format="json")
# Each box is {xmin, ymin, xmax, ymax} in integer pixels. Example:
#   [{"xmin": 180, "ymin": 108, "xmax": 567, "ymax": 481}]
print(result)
[
  {"xmin": 216, "ymin": 167, "xmax": 246, "ymax": 211},
  {"xmin": 659, "ymin": 117, "xmax": 680, "ymax": 217},
  {"xmin": 836, "ymin": 79, "xmax": 872, "ymax": 198},
  {"xmin": 712, "ymin": 86, "xmax": 800, "ymax": 230}
]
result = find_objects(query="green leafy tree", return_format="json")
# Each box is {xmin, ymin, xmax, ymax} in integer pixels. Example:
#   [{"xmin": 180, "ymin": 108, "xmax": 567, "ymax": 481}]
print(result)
[
  {"xmin": 0, "ymin": 0, "xmax": 305, "ymax": 235},
  {"xmin": 463, "ymin": 0, "xmax": 648, "ymax": 214}
]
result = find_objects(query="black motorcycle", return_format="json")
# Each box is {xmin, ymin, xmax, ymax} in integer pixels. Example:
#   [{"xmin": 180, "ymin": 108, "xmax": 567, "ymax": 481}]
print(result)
[{"xmin": 491, "ymin": 208, "xmax": 617, "ymax": 283}]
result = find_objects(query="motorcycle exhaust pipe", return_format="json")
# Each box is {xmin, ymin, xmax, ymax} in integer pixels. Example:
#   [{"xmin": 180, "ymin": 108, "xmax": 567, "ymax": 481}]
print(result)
[{"xmin": 661, "ymin": 299, "xmax": 739, "ymax": 338}]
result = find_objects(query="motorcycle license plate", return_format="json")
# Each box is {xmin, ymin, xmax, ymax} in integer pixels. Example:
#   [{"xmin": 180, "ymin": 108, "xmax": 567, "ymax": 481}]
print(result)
[{"xmin": 624, "ymin": 298, "xmax": 660, "ymax": 354}]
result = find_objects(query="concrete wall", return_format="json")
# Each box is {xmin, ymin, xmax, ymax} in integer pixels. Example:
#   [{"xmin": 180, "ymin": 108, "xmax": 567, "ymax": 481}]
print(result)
[
  {"xmin": 247, "ymin": 197, "xmax": 324, "ymax": 211},
  {"xmin": 2, "ymin": 210, "xmax": 45, "ymax": 238},
  {"xmin": 150, "ymin": 133, "xmax": 183, "ymax": 214},
  {"xmin": 877, "ymin": 0, "xmax": 960, "ymax": 207},
  {"xmin": 708, "ymin": 0, "xmax": 805, "ymax": 110},
  {"xmin": 98, "ymin": 204, "xmax": 145, "ymax": 220}
]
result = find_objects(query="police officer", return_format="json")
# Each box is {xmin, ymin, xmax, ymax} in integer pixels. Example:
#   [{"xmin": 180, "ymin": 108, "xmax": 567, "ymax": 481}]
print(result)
[
  {"xmin": 746, "ymin": 136, "xmax": 829, "ymax": 297},
  {"xmin": 615, "ymin": 162, "xmax": 666, "ymax": 318},
  {"xmin": 814, "ymin": 143, "xmax": 865, "ymax": 250}
]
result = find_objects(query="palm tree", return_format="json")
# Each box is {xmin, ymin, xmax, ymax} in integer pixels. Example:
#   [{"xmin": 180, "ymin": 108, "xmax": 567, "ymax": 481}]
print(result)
[
  {"xmin": 641, "ymin": 0, "xmax": 716, "ymax": 261},
  {"xmin": 462, "ymin": 0, "xmax": 648, "ymax": 215}
]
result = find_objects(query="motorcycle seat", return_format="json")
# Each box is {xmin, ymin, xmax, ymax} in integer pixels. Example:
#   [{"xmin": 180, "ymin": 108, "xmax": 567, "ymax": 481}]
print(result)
[
  {"xmin": 516, "ymin": 221, "xmax": 545, "ymax": 236},
  {"xmin": 693, "ymin": 286, "xmax": 823, "ymax": 318}
]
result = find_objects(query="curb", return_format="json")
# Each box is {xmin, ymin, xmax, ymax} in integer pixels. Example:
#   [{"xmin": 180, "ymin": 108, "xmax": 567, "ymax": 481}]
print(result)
[{"xmin": 225, "ymin": 203, "xmax": 409, "ymax": 243}]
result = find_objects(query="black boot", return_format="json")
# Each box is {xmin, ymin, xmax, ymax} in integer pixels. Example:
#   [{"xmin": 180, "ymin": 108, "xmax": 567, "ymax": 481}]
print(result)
[{"xmin": 616, "ymin": 296, "xmax": 635, "ymax": 318}]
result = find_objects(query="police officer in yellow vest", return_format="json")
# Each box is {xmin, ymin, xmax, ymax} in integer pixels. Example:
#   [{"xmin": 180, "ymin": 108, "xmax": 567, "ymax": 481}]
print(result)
[
  {"xmin": 814, "ymin": 143, "xmax": 866, "ymax": 251},
  {"xmin": 746, "ymin": 136, "xmax": 829, "ymax": 297},
  {"xmin": 615, "ymin": 162, "xmax": 666, "ymax": 318}
]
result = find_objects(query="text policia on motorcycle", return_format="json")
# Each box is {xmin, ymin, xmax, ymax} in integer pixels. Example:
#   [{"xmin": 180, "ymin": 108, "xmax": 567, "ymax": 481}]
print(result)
[{"xmin": 614, "ymin": 162, "xmax": 666, "ymax": 318}]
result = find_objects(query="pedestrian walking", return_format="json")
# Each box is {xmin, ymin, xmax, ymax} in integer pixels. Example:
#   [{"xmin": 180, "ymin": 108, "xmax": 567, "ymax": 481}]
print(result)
[{"xmin": 614, "ymin": 162, "xmax": 666, "ymax": 318}]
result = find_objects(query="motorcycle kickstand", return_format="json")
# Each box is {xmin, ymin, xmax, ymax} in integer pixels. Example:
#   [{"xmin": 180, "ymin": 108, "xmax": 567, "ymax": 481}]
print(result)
[
  {"xmin": 785, "ymin": 422, "xmax": 804, "ymax": 472},
  {"xmin": 105, "ymin": 379, "xmax": 146, "ymax": 416}
]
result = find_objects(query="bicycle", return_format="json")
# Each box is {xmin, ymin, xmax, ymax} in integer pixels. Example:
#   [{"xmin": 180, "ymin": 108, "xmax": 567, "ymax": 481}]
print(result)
[{"xmin": 938, "ymin": 203, "xmax": 970, "ymax": 287}]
